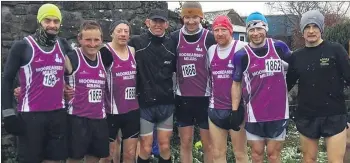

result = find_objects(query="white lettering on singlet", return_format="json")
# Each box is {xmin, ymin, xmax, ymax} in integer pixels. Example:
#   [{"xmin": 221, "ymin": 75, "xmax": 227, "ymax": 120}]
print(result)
[
  {"xmin": 251, "ymin": 70, "xmax": 275, "ymax": 79},
  {"xmin": 115, "ymin": 71, "xmax": 136, "ymax": 80},
  {"xmin": 115, "ymin": 71, "xmax": 136, "ymax": 77},
  {"xmin": 179, "ymin": 53, "xmax": 204, "ymax": 61},
  {"xmin": 212, "ymin": 70, "xmax": 233, "ymax": 79},
  {"xmin": 36, "ymin": 65, "xmax": 63, "ymax": 72},
  {"xmin": 80, "ymin": 79, "xmax": 104, "ymax": 88}
]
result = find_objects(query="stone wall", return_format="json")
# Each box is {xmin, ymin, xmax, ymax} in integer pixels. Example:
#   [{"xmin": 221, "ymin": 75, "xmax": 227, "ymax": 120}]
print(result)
[{"xmin": 1, "ymin": 2, "xmax": 180, "ymax": 162}]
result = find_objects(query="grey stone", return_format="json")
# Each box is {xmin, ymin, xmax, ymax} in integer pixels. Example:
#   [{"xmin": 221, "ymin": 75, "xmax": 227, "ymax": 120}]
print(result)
[
  {"xmin": 2, "ymin": 41, "xmax": 14, "ymax": 48},
  {"xmin": 20, "ymin": 15, "xmax": 38, "ymax": 33},
  {"xmin": 12, "ymin": 4, "xmax": 27, "ymax": 15}
]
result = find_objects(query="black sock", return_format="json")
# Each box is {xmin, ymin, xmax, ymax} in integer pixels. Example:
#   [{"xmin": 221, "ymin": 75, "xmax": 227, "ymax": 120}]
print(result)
[
  {"xmin": 137, "ymin": 156, "xmax": 150, "ymax": 163},
  {"xmin": 158, "ymin": 156, "xmax": 171, "ymax": 163}
]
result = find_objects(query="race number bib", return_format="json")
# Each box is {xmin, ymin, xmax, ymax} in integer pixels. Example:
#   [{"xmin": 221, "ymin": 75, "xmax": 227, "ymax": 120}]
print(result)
[
  {"xmin": 88, "ymin": 89, "xmax": 102, "ymax": 103},
  {"xmin": 181, "ymin": 64, "xmax": 196, "ymax": 77},
  {"xmin": 125, "ymin": 87, "xmax": 136, "ymax": 100},
  {"xmin": 43, "ymin": 74, "xmax": 58, "ymax": 87},
  {"xmin": 265, "ymin": 59, "xmax": 282, "ymax": 72}
]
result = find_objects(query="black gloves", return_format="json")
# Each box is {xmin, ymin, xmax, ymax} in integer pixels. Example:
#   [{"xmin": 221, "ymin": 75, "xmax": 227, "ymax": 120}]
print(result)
[
  {"xmin": 229, "ymin": 108, "xmax": 244, "ymax": 131},
  {"xmin": 3, "ymin": 110, "xmax": 25, "ymax": 136}
]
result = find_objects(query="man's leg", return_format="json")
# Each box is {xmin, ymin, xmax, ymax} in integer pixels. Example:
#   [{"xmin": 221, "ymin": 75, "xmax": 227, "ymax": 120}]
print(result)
[
  {"xmin": 208, "ymin": 118, "xmax": 228, "ymax": 163},
  {"xmin": 17, "ymin": 112, "xmax": 46, "ymax": 163},
  {"xmin": 115, "ymin": 109, "xmax": 140, "ymax": 163},
  {"xmin": 300, "ymin": 134, "xmax": 319, "ymax": 163},
  {"xmin": 199, "ymin": 128, "xmax": 212, "ymax": 163},
  {"xmin": 323, "ymin": 115, "xmax": 348, "ymax": 163},
  {"xmin": 121, "ymin": 138, "xmax": 138, "ymax": 163},
  {"xmin": 175, "ymin": 95, "xmax": 195, "ymax": 163},
  {"xmin": 229, "ymin": 123, "xmax": 249, "ymax": 163},
  {"xmin": 44, "ymin": 110, "xmax": 68, "ymax": 163},
  {"xmin": 178, "ymin": 126, "xmax": 194, "ymax": 163},
  {"xmin": 138, "ymin": 118, "xmax": 154, "ymax": 162},
  {"xmin": 266, "ymin": 130, "xmax": 286, "ymax": 163},
  {"xmin": 246, "ymin": 132, "xmax": 265, "ymax": 163},
  {"xmin": 196, "ymin": 100, "xmax": 212, "ymax": 163},
  {"xmin": 88, "ymin": 119, "xmax": 110, "ymax": 162},
  {"xmin": 325, "ymin": 129, "xmax": 347, "ymax": 163},
  {"xmin": 66, "ymin": 115, "xmax": 88, "ymax": 163},
  {"xmin": 344, "ymin": 123, "xmax": 350, "ymax": 163},
  {"xmin": 157, "ymin": 114, "xmax": 174, "ymax": 162}
]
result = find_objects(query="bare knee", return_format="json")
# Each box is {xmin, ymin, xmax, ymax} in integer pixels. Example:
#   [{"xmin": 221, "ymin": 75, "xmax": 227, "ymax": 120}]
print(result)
[
  {"xmin": 140, "ymin": 143, "xmax": 152, "ymax": 154},
  {"xmin": 159, "ymin": 140, "xmax": 170, "ymax": 152},
  {"xmin": 251, "ymin": 148, "xmax": 264, "ymax": 163},
  {"xmin": 234, "ymin": 151, "xmax": 248, "ymax": 162},
  {"xmin": 212, "ymin": 146, "xmax": 226, "ymax": 159},
  {"xmin": 180, "ymin": 134, "xmax": 193, "ymax": 149},
  {"xmin": 267, "ymin": 147, "xmax": 282, "ymax": 162},
  {"xmin": 123, "ymin": 148, "xmax": 136, "ymax": 161}
]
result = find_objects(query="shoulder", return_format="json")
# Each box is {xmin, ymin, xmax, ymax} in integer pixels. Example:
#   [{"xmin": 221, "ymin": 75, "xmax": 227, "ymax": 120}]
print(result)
[
  {"xmin": 234, "ymin": 46, "xmax": 248, "ymax": 58},
  {"xmin": 128, "ymin": 46, "xmax": 135, "ymax": 56},
  {"xmin": 208, "ymin": 44, "xmax": 217, "ymax": 54},
  {"xmin": 272, "ymin": 39, "xmax": 289, "ymax": 49},
  {"xmin": 235, "ymin": 40, "xmax": 248, "ymax": 51},
  {"xmin": 326, "ymin": 40, "xmax": 343, "ymax": 49},
  {"xmin": 12, "ymin": 40, "xmax": 29, "ymax": 48},
  {"xmin": 170, "ymin": 29, "xmax": 180, "ymax": 38},
  {"xmin": 291, "ymin": 47, "xmax": 305, "ymax": 56}
]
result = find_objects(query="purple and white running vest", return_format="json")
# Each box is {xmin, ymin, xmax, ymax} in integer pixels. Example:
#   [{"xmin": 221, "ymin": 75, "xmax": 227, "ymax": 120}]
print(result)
[
  {"xmin": 67, "ymin": 48, "xmax": 106, "ymax": 119},
  {"xmin": 105, "ymin": 44, "xmax": 138, "ymax": 114},
  {"xmin": 242, "ymin": 38, "xmax": 289, "ymax": 122},
  {"xmin": 209, "ymin": 41, "xmax": 238, "ymax": 109},
  {"xmin": 18, "ymin": 36, "xmax": 65, "ymax": 112},
  {"xmin": 176, "ymin": 29, "xmax": 210, "ymax": 97}
]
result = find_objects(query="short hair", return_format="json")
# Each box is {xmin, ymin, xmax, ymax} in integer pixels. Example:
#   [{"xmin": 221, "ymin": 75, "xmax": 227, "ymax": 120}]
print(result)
[{"xmin": 78, "ymin": 20, "xmax": 103, "ymax": 39}]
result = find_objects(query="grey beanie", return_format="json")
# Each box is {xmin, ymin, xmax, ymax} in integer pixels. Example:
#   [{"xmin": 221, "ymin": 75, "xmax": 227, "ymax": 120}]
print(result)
[
  {"xmin": 109, "ymin": 20, "xmax": 130, "ymax": 35},
  {"xmin": 300, "ymin": 10, "xmax": 325, "ymax": 33}
]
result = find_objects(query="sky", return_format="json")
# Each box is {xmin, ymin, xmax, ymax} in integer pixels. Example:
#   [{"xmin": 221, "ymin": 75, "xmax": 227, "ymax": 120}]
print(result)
[{"xmin": 167, "ymin": 2, "xmax": 281, "ymax": 17}]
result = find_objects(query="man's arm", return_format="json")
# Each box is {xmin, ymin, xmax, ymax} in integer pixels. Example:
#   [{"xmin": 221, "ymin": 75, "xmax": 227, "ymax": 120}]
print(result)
[
  {"xmin": 286, "ymin": 52, "xmax": 300, "ymax": 91},
  {"xmin": 231, "ymin": 49, "xmax": 247, "ymax": 110},
  {"xmin": 334, "ymin": 43, "xmax": 350, "ymax": 84},
  {"xmin": 58, "ymin": 38, "xmax": 74, "ymax": 54},
  {"xmin": 99, "ymin": 46, "xmax": 113, "ymax": 69},
  {"xmin": 1, "ymin": 41, "xmax": 28, "ymax": 111},
  {"xmin": 231, "ymin": 81, "xmax": 242, "ymax": 111},
  {"xmin": 274, "ymin": 39, "xmax": 292, "ymax": 64}
]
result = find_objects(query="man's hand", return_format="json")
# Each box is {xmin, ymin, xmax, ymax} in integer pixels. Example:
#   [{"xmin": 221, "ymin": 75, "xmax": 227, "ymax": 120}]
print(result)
[
  {"xmin": 14, "ymin": 87, "xmax": 21, "ymax": 99},
  {"xmin": 229, "ymin": 108, "xmax": 244, "ymax": 131},
  {"xmin": 64, "ymin": 84, "xmax": 74, "ymax": 101},
  {"xmin": 2, "ymin": 109, "xmax": 25, "ymax": 136}
]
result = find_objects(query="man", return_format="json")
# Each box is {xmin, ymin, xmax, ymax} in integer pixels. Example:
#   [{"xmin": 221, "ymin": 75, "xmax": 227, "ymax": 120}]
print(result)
[
  {"xmin": 1, "ymin": 3, "xmax": 71, "ymax": 163},
  {"xmin": 170, "ymin": 2, "xmax": 216, "ymax": 162},
  {"xmin": 287, "ymin": 10, "xmax": 350, "ymax": 163},
  {"xmin": 99, "ymin": 20, "xmax": 139, "ymax": 163},
  {"xmin": 231, "ymin": 12, "xmax": 292, "ymax": 163},
  {"xmin": 207, "ymin": 15, "xmax": 249, "ymax": 163},
  {"xmin": 64, "ymin": 20, "xmax": 110, "ymax": 163},
  {"xmin": 128, "ymin": 9, "xmax": 176, "ymax": 163}
]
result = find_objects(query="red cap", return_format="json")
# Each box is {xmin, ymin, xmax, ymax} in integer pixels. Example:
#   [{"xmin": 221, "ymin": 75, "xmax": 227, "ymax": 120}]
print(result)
[{"xmin": 212, "ymin": 15, "xmax": 233, "ymax": 34}]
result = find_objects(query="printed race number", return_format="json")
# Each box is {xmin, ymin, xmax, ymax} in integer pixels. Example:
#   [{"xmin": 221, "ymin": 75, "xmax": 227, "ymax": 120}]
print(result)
[
  {"xmin": 125, "ymin": 87, "xmax": 136, "ymax": 100},
  {"xmin": 43, "ymin": 74, "xmax": 57, "ymax": 87},
  {"xmin": 181, "ymin": 64, "xmax": 196, "ymax": 77},
  {"xmin": 88, "ymin": 89, "xmax": 102, "ymax": 103},
  {"xmin": 265, "ymin": 59, "xmax": 282, "ymax": 72}
]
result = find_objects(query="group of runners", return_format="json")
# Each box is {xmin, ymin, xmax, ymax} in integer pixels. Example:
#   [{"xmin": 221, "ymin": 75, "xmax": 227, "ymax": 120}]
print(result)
[{"xmin": 2, "ymin": 2, "xmax": 350, "ymax": 163}]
